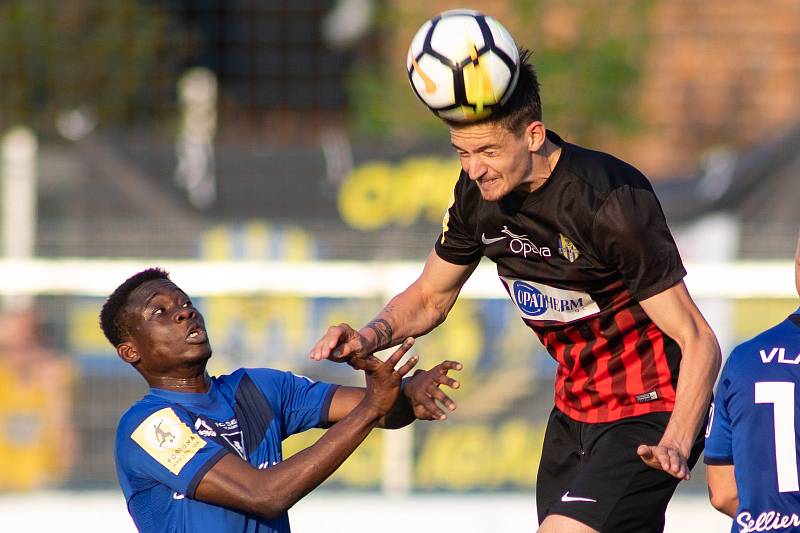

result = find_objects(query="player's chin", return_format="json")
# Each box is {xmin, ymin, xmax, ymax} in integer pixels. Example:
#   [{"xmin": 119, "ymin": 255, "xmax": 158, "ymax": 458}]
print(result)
[
  {"xmin": 477, "ymin": 181, "xmax": 506, "ymax": 202},
  {"xmin": 184, "ymin": 343, "xmax": 212, "ymax": 362}
]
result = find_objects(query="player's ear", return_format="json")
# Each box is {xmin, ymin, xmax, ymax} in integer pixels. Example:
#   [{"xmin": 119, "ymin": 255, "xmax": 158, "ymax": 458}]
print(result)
[
  {"xmin": 525, "ymin": 121, "xmax": 546, "ymax": 152},
  {"xmin": 117, "ymin": 342, "xmax": 141, "ymax": 365}
]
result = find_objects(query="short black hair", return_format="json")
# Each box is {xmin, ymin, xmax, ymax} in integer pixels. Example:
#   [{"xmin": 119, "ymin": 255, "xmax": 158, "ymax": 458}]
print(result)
[
  {"xmin": 100, "ymin": 268, "xmax": 171, "ymax": 347},
  {"xmin": 447, "ymin": 49, "xmax": 542, "ymax": 135}
]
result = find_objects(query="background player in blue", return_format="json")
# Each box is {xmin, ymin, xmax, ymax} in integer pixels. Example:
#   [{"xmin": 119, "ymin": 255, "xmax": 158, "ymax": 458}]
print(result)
[
  {"xmin": 706, "ymin": 231, "xmax": 800, "ymax": 532},
  {"xmin": 101, "ymin": 268, "xmax": 462, "ymax": 533}
]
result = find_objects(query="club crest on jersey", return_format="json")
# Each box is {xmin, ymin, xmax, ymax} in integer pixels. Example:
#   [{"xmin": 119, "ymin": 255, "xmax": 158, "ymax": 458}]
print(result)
[
  {"xmin": 500, "ymin": 277, "xmax": 600, "ymax": 323},
  {"xmin": 558, "ymin": 234, "xmax": 580, "ymax": 263}
]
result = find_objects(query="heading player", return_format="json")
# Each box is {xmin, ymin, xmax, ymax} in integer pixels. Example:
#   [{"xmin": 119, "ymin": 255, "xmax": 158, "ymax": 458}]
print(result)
[
  {"xmin": 706, "ymin": 230, "xmax": 800, "ymax": 532},
  {"xmin": 103, "ymin": 268, "xmax": 461, "ymax": 532},
  {"xmin": 310, "ymin": 48, "xmax": 721, "ymax": 533}
]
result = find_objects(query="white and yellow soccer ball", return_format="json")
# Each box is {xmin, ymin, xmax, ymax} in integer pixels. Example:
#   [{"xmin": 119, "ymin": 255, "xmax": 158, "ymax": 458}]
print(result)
[{"xmin": 406, "ymin": 9, "xmax": 520, "ymax": 123}]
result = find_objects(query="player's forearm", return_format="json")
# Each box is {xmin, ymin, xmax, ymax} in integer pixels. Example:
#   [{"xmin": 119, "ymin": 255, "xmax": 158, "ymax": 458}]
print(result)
[
  {"xmin": 194, "ymin": 403, "xmax": 381, "ymax": 519},
  {"xmin": 254, "ymin": 403, "xmax": 380, "ymax": 517},
  {"xmin": 358, "ymin": 284, "xmax": 452, "ymax": 353},
  {"xmin": 663, "ymin": 330, "xmax": 722, "ymax": 453},
  {"xmin": 329, "ymin": 385, "xmax": 415, "ymax": 429}
]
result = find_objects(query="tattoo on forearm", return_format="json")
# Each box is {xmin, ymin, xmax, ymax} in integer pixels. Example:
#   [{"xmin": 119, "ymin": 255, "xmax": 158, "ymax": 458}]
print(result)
[{"xmin": 365, "ymin": 319, "xmax": 394, "ymax": 351}]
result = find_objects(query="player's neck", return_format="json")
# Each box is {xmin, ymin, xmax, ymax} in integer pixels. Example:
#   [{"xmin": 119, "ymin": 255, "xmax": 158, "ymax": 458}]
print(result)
[
  {"xmin": 525, "ymin": 139, "xmax": 561, "ymax": 193},
  {"xmin": 146, "ymin": 371, "xmax": 211, "ymax": 393}
]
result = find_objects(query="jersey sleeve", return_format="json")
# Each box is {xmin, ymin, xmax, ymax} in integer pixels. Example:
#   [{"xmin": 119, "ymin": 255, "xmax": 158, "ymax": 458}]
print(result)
[
  {"xmin": 116, "ymin": 406, "xmax": 228, "ymax": 499},
  {"xmin": 276, "ymin": 371, "xmax": 338, "ymax": 437},
  {"xmin": 591, "ymin": 184, "xmax": 686, "ymax": 301},
  {"xmin": 434, "ymin": 172, "xmax": 482, "ymax": 265},
  {"xmin": 704, "ymin": 360, "xmax": 734, "ymax": 465}
]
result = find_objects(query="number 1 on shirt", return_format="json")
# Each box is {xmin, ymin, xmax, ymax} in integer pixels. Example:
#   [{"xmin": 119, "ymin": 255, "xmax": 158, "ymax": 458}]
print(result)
[{"xmin": 755, "ymin": 381, "xmax": 800, "ymax": 493}]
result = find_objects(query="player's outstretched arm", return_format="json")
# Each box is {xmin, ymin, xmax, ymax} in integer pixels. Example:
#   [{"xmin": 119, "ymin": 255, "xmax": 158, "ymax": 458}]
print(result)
[
  {"xmin": 636, "ymin": 281, "xmax": 722, "ymax": 480},
  {"xmin": 707, "ymin": 464, "xmax": 738, "ymax": 517},
  {"xmin": 328, "ymin": 357, "xmax": 464, "ymax": 426},
  {"xmin": 309, "ymin": 249, "xmax": 478, "ymax": 363},
  {"xmin": 194, "ymin": 340, "xmax": 417, "ymax": 519}
]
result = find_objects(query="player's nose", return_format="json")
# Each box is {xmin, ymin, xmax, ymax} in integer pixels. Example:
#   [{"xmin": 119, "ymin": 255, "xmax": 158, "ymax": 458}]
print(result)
[
  {"xmin": 465, "ymin": 158, "xmax": 487, "ymax": 181},
  {"xmin": 175, "ymin": 307, "xmax": 196, "ymax": 322}
]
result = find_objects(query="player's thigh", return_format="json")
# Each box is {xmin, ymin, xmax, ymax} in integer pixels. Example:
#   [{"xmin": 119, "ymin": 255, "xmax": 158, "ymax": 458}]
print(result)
[
  {"xmin": 544, "ymin": 412, "xmax": 676, "ymax": 532},
  {"xmin": 538, "ymin": 514, "xmax": 599, "ymax": 533},
  {"xmin": 601, "ymin": 425, "xmax": 705, "ymax": 533},
  {"xmin": 536, "ymin": 408, "xmax": 583, "ymax": 522}
]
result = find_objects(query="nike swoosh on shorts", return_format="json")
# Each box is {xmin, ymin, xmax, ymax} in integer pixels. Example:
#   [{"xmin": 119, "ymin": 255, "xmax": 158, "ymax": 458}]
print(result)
[{"xmin": 561, "ymin": 492, "xmax": 596, "ymax": 503}]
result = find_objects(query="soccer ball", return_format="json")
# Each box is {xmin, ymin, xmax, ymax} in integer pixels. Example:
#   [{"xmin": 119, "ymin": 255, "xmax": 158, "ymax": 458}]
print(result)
[{"xmin": 406, "ymin": 9, "xmax": 520, "ymax": 123}]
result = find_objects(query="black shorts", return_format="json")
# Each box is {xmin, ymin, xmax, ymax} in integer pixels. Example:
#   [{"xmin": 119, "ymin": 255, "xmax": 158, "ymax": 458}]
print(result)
[{"xmin": 536, "ymin": 408, "xmax": 705, "ymax": 533}]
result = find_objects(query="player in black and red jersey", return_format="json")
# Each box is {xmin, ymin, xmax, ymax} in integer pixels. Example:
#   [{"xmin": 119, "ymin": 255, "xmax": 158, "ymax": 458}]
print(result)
[{"xmin": 309, "ymin": 50, "xmax": 721, "ymax": 533}]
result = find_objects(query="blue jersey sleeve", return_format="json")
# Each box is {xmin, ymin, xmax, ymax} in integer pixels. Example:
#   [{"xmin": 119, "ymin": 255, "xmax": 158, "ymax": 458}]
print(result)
[
  {"xmin": 116, "ymin": 405, "xmax": 229, "ymax": 500},
  {"xmin": 704, "ymin": 358, "xmax": 735, "ymax": 465},
  {"xmin": 240, "ymin": 368, "xmax": 338, "ymax": 438},
  {"xmin": 279, "ymin": 371, "xmax": 338, "ymax": 436}
]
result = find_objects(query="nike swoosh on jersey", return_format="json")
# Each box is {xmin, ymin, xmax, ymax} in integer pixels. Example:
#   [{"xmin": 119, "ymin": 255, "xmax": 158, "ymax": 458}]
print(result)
[
  {"xmin": 561, "ymin": 492, "xmax": 596, "ymax": 503},
  {"xmin": 481, "ymin": 233, "xmax": 507, "ymax": 245}
]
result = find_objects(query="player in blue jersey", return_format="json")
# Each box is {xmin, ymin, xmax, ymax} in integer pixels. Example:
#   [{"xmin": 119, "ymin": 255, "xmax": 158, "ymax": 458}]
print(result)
[
  {"xmin": 706, "ymin": 231, "xmax": 800, "ymax": 532},
  {"xmin": 101, "ymin": 268, "xmax": 462, "ymax": 533}
]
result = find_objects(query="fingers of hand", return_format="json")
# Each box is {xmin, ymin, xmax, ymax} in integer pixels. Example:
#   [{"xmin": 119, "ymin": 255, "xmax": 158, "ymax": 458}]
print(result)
[
  {"xmin": 385, "ymin": 337, "xmax": 415, "ymax": 366},
  {"xmin": 430, "ymin": 387, "xmax": 457, "ymax": 412},
  {"xmin": 636, "ymin": 444, "xmax": 654, "ymax": 461},
  {"xmin": 330, "ymin": 344, "xmax": 349, "ymax": 360},
  {"xmin": 332, "ymin": 338, "xmax": 368, "ymax": 361},
  {"xmin": 638, "ymin": 445, "xmax": 689, "ymax": 479},
  {"xmin": 397, "ymin": 354, "xmax": 419, "ymax": 377},
  {"xmin": 660, "ymin": 447, "xmax": 688, "ymax": 478},
  {"xmin": 671, "ymin": 451, "xmax": 689, "ymax": 479},
  {"xmin": 435, "ymin": 373, "xmax": 460, "ymax": 390},
  {"xmin": 380, "ymin": 338, "xmax": 415, "ymax": 375},
  {"xmin": 310, "ymin": 324, "xmax": 358, "ymax": 361},
  {"xmin": 309, "ymin": 338, "xmax": 329, "ymax": 361},
  {"xmin": 410, "ymin": 384, "xmax": 456, "ymax": 420},
  {"xmin": 417, "ymin": 395, "xmax": 447, "ymax": 420},
  {"xmin": 438, "ymin": 360, "xmax": 463, "ymax": 373},
  {"xmin": 350, "ymin": 354, "xmax": 383, "ymax": 372}
]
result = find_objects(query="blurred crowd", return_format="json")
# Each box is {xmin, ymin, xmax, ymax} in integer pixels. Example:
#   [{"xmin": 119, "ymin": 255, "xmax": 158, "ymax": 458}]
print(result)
[{"xmin": 0, "ymin": 308, "xmax": 75, "ymax": 491}]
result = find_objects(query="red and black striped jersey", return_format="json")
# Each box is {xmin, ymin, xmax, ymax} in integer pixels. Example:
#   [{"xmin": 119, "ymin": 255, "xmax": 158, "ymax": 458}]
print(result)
[{"xmin": 435, "ymin": 130, "xmax": 686, "ymax": 423}]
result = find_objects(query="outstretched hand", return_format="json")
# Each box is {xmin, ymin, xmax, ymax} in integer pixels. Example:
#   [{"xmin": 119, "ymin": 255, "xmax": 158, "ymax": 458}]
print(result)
[
  {"xmin": 637, "ymin": 442, "xmax": 691, "ymax": 480},
  {"xmin": 357, "ymin": 337, "xmax": 419, "ymax": 417},
  {"xmin": 309, "ymin": 323, "xmax": 369, "ymax": 363},
  {"xmin": 403, "ymin": 360, "xmax": 462, "ymax": 420}
]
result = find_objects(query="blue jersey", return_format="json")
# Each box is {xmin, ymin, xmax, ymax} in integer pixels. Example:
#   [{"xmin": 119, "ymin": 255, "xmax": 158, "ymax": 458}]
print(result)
[
  {"xmin": 705, "ymin": 308, "xmax": 800, "ymax": 533},
  {"xmin": 115, "ymin": 368, "xmax": 338, "ymax": 533}
]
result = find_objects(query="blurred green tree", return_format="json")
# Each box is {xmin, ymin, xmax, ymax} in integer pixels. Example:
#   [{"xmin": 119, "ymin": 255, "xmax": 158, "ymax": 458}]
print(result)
[
  {"xmin": 0, "ymin": 0, "xmax": 192, "ymax": 137},
  {"xmin": 347, "ymin": 0, "xmax": 653, "ymax": 146}
]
